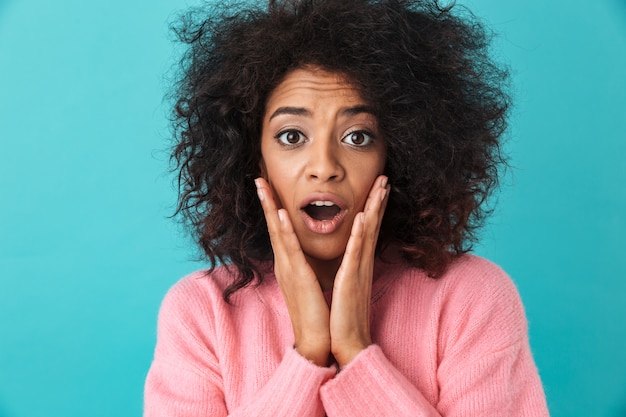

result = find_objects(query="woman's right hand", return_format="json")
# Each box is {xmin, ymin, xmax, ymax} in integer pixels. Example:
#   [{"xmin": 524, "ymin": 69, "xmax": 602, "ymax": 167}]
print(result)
[{"xmin": 255, "ymin": 178, "xmax": 331, "ymax": 367}]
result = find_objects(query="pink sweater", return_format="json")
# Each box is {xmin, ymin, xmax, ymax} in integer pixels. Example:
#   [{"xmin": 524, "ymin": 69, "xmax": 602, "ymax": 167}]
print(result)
[{"xmin": 144, "ymin": 255, "xmax": 549, "ymax": 416}]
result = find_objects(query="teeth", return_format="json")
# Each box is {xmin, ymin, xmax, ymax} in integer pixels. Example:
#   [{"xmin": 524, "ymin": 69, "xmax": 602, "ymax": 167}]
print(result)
[{"xmin": 309, "ymin": 201, "xmax": 335, "ymax": 207}]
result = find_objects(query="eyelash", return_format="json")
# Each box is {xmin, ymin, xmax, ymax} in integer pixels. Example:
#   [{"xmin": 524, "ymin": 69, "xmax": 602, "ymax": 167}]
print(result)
[
  {"xmin": 342, "ymin": 130, "xmax": 375, "ymax": 147},
  {"xmin": 274, "ymin": 129, "xmax": 306, "ymax": 146},
  {"xmin": 274, "ymin": 129, "xmax": 376, "ymax": 148}
]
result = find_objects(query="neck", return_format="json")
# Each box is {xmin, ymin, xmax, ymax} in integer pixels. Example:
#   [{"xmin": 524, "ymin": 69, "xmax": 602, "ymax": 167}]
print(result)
[{"xmin": 305, "ymin": 255, "xmax": 342, "ymax": 292}]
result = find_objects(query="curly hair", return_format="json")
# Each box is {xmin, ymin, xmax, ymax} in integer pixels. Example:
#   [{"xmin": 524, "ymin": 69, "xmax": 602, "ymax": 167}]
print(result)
[{"xmin": 169, "ymin": 0, "xmax": 510, "ymax": 300}]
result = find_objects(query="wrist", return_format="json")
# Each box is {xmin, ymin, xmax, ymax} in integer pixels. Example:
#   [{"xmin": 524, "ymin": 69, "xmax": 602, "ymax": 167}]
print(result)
[
  {"xmin": 294, "ymin": 343, "xmax": 330, "ymax": 367},
  {"xmin": 332, "ymin": 339, "xmax": 371, "ymax": 368}
]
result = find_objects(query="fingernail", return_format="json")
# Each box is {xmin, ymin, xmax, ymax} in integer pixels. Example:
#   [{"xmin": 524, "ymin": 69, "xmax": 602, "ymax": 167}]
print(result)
[
  {"xmin": 381, "ymin": 176, "xmax": 388, "ymax": 188},
  {"xmin": 254, "ymin": 178, "xmax": 261, "ymax": 188},
  {"xmin": 278, "ymin": 210, "xmax": 285, "ymax": 223},
  {"xmin": 257, "ymin": 187, "xmax": 264, "ymax": 201},
  {"xmin": 381, "ymin": 187, "xmax": 388, "ymax": 201},
  {"xmin": 360, "ymin": 212, "xmax": 365, "ymax": 224}
]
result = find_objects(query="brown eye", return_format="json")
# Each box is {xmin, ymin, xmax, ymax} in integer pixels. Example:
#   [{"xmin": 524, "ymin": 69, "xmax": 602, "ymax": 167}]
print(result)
[
  {"xmin": 286, "ymin": 131, "xmax": 300, "ymax": 143},
  {"xmin": 342, "ymin": 130, "xmax": 374, "ymax": 147},
  {"xmin": 349, "ymin": 132, "xmax": 365, "ymax": 145},
  {"xmin": 275, "ymin": 130, "xmax": 305, "ymax": 146}
]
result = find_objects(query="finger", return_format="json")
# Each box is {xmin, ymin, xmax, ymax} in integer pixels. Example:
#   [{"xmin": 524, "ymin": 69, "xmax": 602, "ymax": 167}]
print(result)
[
  {"xmin": 363, "ymin": 175, "xmax": 389, "ymax": 219},
  {"xmin": 335, "ymin": 212, "xmax": 365, "ymax": 283},
  {"xmin": 255, "ymin": 177, "xmax": 280, "ymax": 218},
  {"xmin": 361, "ymin": 175, "xmax": 386, "ymax": 216},
  {"xmin": 361, "ymin": 176, "xmax": 390, "ymax": 259},
  {"xmin": 332, "ymin": 212, "xmax": 369, "ymax": 339},
  {"xmin": 362, "ymin": 185, "xmax": 389, "ymax": 267},
  {"xmin": 361, "ymin": 176, "xmax": 389, "ymax": 240},
  {"xmin": 255, "ymin": 178, "xmax": 311, "ymax": 281},
  {"xmin": 276, "ymin": 209, "xmax": 308, "ymax": 260},
  {"xmin": 255, "ymin": 177, "xmax": 286, "ymax": 248},
  {"xmin": 255, "ymin": 183, "xmax": 330, "ymax": 366},
  {"xmin": 376, "ymin": 183, "xmax": 391, "ymax": 226},
  {"xmin": 331, "ymin": 212, "xmax": 372, "ymax": 366}
]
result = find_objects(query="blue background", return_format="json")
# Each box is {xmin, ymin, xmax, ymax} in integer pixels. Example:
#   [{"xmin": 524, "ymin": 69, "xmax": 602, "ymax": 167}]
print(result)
[{"xmin": 0, "ymin": 0, "xmax": 625, "ymax": 416}]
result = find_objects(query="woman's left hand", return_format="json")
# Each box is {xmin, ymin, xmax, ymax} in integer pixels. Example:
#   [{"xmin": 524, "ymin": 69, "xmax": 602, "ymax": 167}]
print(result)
[{"xmin": 329, "ymin": 175, "xmax": 390, "ymax": 368}]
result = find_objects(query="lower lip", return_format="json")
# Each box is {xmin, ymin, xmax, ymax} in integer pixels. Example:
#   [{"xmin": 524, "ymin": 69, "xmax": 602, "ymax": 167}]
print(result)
[{"xmin": 300, "ymin": 209, "xmax": 347, "ymax": 234}]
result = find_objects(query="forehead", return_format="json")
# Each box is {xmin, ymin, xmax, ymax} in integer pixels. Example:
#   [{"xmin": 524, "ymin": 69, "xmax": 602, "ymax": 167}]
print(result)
[{"xmin": 265, "ymin": 67, "xmax": 366, "ymax": 110}]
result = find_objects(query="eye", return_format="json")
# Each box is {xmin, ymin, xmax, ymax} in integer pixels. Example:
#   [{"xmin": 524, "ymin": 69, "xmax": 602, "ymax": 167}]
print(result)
[
  {"xmin": 275, "ymin": 129, "xmax": 306, "ymax": 146},
  {"xmin": 342, "ymin": 130, "xmax": 374, "ymax": 147}
]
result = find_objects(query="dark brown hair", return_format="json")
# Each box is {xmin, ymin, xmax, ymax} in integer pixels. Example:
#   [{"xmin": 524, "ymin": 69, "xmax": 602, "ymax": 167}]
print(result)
[{"xmin": 170, "ymin": 0, "xmax": 510, "ymax": 299}]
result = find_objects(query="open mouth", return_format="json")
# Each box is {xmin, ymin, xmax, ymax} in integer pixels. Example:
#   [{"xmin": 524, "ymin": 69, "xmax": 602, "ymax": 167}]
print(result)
[{"xmin": 303, "ymin": 201, "xmax": 341, "ymax": 221}]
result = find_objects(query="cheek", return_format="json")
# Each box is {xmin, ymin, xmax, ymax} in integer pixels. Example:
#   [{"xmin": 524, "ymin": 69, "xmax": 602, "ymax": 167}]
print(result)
[
  {"xmin": 259, "ymin": 158, "xmax": 268, "ymax": 180},
  {"xmin": 263, "ymin": 151, "xmax": 300, "ymax": 188},
  {"xmin": 262, "ymin": 166, "xmax": 292, "ymax": 209},
  {"xmin": 375, "ymin": 150, "xmax": 387, "ymax": 175},
  {"xmin": 355, "ymin": 157, "xmax": 385, "ymax": 205}
]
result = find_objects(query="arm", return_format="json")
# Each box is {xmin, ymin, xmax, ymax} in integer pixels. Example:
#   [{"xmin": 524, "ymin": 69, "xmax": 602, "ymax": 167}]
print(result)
[
  {"xmin": 321, "ymin": 345, "xmax": 441, "ymax": 417},
  {"xmin": 145, "ymin": 174, "xmax": 389, "ymax": 416},
  {"xmin": 143, "ymin": 277, "xmax": 335, "ymax": 417},
  {"xmin": 434, "ymin": 263, "xmax": 549, "ymax": 416},
  {"xmin": 255, "ymin": 177, "xmax": 332, "ymax": 366},
  {"xmin": 320, "ymin": 262, "xmax": 549, "ymax": 417},
  {"xmin": 254, "ymin": 175, "xmax": 390, "ymax": 367},
  {"xmin": 255, "ymin": 175, "xmax": 548, "ymax": 416}
]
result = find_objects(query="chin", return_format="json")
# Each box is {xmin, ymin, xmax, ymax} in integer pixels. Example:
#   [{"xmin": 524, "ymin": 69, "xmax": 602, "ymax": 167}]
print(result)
[{"xmin": 301, "ymin": 239, "xmax": 347, "ymax": 263}]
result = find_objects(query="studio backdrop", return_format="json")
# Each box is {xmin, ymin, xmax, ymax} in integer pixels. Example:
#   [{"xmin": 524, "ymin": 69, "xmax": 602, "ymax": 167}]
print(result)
[{"xmin": 0, "ymin": 0, "xmax": 625, "ymax": 416}]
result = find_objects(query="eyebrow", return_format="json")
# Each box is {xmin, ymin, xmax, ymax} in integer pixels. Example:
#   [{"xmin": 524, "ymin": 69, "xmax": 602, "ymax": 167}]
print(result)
[
  {"xmin": 268, "ymin": 106, "xmax": 311, "ymax": 120},
  {"xmin": 268, "ymin": 105, "xmax": 376, "ymax": 121}
]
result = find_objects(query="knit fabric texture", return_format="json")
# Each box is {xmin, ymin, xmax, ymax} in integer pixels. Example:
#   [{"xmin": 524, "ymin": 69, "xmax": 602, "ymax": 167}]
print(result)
[{"xmin": 144, "ymin": 254, "xmax": 550, "ymax": 416}]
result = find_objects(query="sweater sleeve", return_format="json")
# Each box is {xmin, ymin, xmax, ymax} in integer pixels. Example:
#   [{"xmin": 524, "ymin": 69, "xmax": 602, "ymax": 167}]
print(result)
[
  {"xmin": 229, "ymin": 348, "xmax": 335, "ymax": 416},
  {"xmin": 144, "ymin": 276, "xmax": 335, "ymax": 417},
  {"xmin": 320, "ymin": 260, "xmax": 549, "ymax": 417},
  {"xmin": 320, "ymin": 345, "xmax": 441, "ymax": 416},
  {"xmin": 434, "ymin": 262, "xmax": 549, "ymax": 416}
]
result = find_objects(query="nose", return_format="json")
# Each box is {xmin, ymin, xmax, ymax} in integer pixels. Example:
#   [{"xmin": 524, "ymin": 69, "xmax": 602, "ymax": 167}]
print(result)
[{"xmin": 305, "ymin": 137, "xmax": 345, "ymax": 182}]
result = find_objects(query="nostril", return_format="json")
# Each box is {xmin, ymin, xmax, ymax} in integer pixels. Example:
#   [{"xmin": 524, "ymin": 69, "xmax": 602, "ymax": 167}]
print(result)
[{"xmin": 305, "ymin": 156, "xmax": 344, "ymax": 181}]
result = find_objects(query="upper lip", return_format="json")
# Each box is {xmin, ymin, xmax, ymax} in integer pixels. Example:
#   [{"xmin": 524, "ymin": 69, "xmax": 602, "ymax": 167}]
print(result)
[{"xmin": 300, "ymin": 193, "xmax": 347, "ymax": 211}]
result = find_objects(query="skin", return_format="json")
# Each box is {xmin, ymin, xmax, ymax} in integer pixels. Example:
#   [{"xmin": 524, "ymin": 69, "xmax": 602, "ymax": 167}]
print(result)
[{"xmin": 255, "ymin": 66, "xmax": 390, "ymax": 368}]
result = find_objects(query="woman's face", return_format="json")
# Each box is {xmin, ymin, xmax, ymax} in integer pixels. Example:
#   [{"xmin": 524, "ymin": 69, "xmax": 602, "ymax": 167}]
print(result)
[{"xmin": 260, "ymin": 66, "xmax": 386, "ymax": 265}]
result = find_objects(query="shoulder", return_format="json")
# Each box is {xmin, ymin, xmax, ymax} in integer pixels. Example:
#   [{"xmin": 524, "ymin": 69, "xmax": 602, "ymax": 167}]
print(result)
[
  {"xmin": 161, "ymin": 266, "xmax": 232, "ymax": 311},
  {"xmin": 381, "ymin": 253, "xmax": 517, "ymax": 303},
  {"xmin": 435, "ymin": 254, "xmax": 529, "ymax": 352},
  {"xmin": 157, "ymin": 265, "xmax": 256, "ymax": 330},
  {"xmin": 153, "ymin": 265, "xmax": 268, "ymax": 355},
  {"xmin": 436, "ymin": 254, "xmax": 521, "ymax": 305},
  {"xmin": 157, "ymin": 264, "xmax": 280, "ymax": 325},
  {"xmin": 445, "ymin": 253, "xmax": 511, "ymax": 282}
]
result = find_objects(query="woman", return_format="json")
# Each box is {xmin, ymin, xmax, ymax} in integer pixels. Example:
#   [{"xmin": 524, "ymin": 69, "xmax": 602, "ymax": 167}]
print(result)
[{"xmin": 144, "ymin": 0, "xmax": 550, "ymax": 415}]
